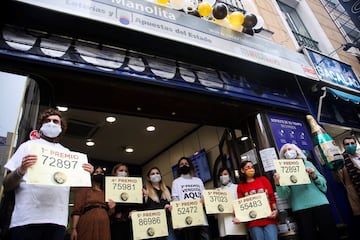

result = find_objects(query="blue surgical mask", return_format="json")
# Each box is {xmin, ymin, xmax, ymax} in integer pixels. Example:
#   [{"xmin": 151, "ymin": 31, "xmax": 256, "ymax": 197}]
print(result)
[
  {"xmin": 345, "ymin": 145, "xmax": 357, "ymax": 155},
  {"xmin": 117, "ymin": 171, "xmax": 127, "ymax": 177}
]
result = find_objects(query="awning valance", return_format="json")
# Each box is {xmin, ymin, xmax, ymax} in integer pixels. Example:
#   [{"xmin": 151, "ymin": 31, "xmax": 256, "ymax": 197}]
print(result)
[
  {"xmin": 326, "ymin": 87, "xmax": 360, "ymax": 104},
  {"xmin": 317, "ymin": 86, "xmax": 360, "ymax": 124}
]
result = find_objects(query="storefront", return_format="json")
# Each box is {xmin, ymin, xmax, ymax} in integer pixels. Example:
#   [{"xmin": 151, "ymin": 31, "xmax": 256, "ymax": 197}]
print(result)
[
  {"xmin": 297, "ymin": 47, "xmax": 360, "ymax": 238},
  {"xmin": 0, "ymin": 0, "xmax": 355, "ymax": 238}
]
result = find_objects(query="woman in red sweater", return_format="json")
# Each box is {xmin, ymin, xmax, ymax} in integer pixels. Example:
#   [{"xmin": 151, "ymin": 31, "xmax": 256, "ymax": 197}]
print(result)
[{"xmin": 234, "ymin": 160, "xmax": 278, "ymax": 240}]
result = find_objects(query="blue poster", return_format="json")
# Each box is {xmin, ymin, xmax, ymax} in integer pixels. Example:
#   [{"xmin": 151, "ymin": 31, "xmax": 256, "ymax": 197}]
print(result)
[{"xmin": 267, "ymin": 113, "xmax": 313, "ymax": 151}]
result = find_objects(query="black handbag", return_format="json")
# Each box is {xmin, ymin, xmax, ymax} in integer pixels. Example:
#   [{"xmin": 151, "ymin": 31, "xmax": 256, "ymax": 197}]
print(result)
[{"xmin": 0, "ymin": 190, "xmax": 15, "ymax": 240}]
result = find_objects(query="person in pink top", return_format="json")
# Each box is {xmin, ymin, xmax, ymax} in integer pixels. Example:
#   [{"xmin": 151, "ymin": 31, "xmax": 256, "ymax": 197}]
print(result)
[{"xmin": 233, "ymin": 160, "xmax": 278, "ymax": 240}]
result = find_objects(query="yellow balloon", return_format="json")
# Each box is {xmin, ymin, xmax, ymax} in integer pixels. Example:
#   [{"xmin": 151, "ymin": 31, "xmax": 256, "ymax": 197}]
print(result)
[
  {"xmin": 157, "ymin": 0, "xmax": 169, "ymax": 5},
  {"xmin": 229, "ymin": 11, "xmax": 244, "ymax": 27},
  {"xmin": 198, "ymin": 2, "xmax": 212, "ymax": 17}
]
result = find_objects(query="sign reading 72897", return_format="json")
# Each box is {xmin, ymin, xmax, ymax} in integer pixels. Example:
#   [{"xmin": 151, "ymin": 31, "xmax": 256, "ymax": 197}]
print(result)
[{"xmin": 27, "ymin": 142, "xmax": 91, "ymax": 187}]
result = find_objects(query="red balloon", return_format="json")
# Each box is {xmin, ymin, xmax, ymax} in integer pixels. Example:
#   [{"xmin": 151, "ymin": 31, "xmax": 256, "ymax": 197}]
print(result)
[
  {"xmin": 242, "ymin": 13, "xmax": 257, "ymax": 28},
  {"xmin": 212, "ymin": 3, "xmax": 228, "ymax": 20}
]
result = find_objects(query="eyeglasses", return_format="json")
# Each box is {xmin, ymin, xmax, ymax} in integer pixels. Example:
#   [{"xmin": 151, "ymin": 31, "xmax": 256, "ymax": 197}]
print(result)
[
  {"xmin": 345, "ymin": 142, "xmax": 356, "ymax": 146},
  {"xmin": 243, "ymin": 166, "xmax": 254, "ymax": 170}
]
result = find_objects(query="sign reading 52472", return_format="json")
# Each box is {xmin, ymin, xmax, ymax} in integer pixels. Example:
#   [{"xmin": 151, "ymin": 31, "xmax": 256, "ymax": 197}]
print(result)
[{"xmin": 27, "ymin": 142, "xmax": 91, "ymax": 187}]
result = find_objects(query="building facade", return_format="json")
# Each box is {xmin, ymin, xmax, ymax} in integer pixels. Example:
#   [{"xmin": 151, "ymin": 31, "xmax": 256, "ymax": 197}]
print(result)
[{"xmin": 1, "ymin": 0, "xmax": 359, "ymax": 239}]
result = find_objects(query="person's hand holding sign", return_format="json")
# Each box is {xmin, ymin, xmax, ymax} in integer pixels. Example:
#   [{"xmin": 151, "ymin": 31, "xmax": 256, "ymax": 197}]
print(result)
[
  {"xmin": 305, "ymin": 167, "xmax": 318, "ymax": 180},
  {"xmin": 82, "ymin": 163, "xmax": 94, "ymax": 174},
  {"xmin": 18, "ymin": 154, "xmax": 38, "ymax": 176}
]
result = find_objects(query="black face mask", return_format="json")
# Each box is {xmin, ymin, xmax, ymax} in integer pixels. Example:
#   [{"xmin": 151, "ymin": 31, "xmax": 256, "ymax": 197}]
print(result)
[
  {"xmin": 179, "ymin": 165, "xmax": 190, "ymax": 175},
  {"xmin": 92, "ymin": 174, "xmax": 105, "ymax": 183}
]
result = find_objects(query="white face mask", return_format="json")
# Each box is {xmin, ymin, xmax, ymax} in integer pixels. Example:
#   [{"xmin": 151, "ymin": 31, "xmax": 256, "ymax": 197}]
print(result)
[
  {"xmin": 117, "ymin": 171, "xmax": 128, "ymax": 177},
  {"xmin": 284, "ymin": 149, "xmax": 297, "ymax": 159},
  {"xmin": 40, "ymin": 122, "xmax": 62, "ymax": 138},
  {"xmin": 220, "ymin": 175, "xmax": 230, "ymax": 185},
  {"xmin": 150, "ymin": 174, "xmax": 161, "ymax": 183}
]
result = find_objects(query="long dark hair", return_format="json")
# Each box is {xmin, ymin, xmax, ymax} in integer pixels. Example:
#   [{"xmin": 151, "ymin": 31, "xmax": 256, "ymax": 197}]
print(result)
[
  {"xmin": 92, "ymin": 166, "xmax": 105, "ymax": 190},
  {"xmin": 176, "ymin": 157, "xmax": 195, "ymax": 177}
]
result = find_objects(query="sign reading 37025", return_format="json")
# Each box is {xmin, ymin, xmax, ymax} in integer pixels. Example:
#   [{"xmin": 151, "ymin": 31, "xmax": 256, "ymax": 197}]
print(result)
[
  {"xmin": 203, "ymin": 189, "xmax": 234, "ymax": 214},
  {"xmin": 27, "ymin": 142, "xmax": 91, "ymax": 187}
]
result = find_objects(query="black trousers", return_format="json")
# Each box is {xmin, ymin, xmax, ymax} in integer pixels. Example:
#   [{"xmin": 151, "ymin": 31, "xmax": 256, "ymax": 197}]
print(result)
[
  {"xmin": 294, "ymin": 204, "xmax": 339, "ymax": 240},
  {"xmin": 9, "ymin": 223, "xmax": 65, "ymax": 240},
  {"xmin": 174, "ymin": 226, "xmax": 210, "ymax": 240}
]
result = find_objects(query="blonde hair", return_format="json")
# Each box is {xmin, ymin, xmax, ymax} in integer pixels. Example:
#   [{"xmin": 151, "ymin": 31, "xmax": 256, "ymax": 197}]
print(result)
[
  {"xmin": 111, "ymin": 163, "xmax": 129, "ymax": 176},
  {"xmin": 279, "ymin": 143, "xmax": 307, "ymax": 160},
  {"xmin": 146, "ymin": 167, "xmax": 171, "ymax": 203}
]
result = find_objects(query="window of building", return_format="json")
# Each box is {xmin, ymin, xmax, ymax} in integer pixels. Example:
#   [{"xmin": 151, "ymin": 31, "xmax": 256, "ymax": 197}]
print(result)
[
  {"xmin": 320, "ymin": 0, "xmax": 360, "ymax": 56},
  {"xmin": 277, "ymin": 1, "xmax": 320, "ymax": 51}
]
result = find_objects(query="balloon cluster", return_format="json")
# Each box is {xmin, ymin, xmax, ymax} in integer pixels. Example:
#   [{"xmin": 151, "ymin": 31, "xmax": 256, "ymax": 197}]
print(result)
[{"xmin": 155, "ymin": 0, "xmax": 264, "ymax": 35}]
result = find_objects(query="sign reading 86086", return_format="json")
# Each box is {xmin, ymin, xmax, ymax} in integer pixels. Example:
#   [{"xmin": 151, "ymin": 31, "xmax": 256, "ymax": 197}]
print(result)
[
  {"xmin": 239, "ymin": 200, "xmax": 262, "ymax": 211},
  {"xmin": 138, "ymin": 217, "xmax": 161, "ymax": 226},
  {"xmin": 42, "ymin": 154, "xmax": 78, "ymax": 169}
]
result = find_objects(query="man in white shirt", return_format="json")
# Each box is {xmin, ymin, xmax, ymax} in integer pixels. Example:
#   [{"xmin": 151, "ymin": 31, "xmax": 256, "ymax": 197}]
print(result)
[{"xmin": 3, "ymin": 108, "xmax": 93, "ymax": 240}]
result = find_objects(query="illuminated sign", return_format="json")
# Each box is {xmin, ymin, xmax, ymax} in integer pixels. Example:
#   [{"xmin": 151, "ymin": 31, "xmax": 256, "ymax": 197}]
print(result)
[
  {"xmin": 305, "ymin": 48, "xmax": 360, "ymax": 92},
  {"xmin": 15, "ymin": 0, "xmax": 317, "ymax": 80}
]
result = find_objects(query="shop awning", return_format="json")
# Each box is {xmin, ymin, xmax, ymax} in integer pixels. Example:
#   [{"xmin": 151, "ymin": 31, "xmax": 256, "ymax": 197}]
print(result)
[
  {"xmin": 316, "ymin": 87, "xmax": 360, "ymax": 130},
  {"xmin": 326, "ymin": 87, "xmax": 360, "ymax": 104}
]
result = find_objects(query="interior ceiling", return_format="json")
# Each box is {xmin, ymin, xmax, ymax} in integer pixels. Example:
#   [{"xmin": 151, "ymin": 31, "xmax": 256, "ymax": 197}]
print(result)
[
  {"xmin": 60, "ymin": 108, "xmax": 200, "ymax": 165},
  {"xmin": 38, "ymin": 68, "xmax": 260, "ymax": 166},
  {"xmin": 57, "ymin": 108, "xmax": 350, "ymax": 167}
]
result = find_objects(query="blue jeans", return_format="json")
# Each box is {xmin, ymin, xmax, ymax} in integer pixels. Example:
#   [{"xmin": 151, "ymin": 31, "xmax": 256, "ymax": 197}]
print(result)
[{"xmin": 248, "ymin": 224, "xmax": 278, "ymax": 240}]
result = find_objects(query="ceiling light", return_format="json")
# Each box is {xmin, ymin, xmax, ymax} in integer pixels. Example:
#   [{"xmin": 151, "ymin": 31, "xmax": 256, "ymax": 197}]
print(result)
[
  {"xmin": 86, "ymin": 140, "xmax": 95, "ymax": 146},
  {"xmin": 124, "ymin": 147, "xmax": 134, "ymax": 153},
  {"xmin": 146, "ymin": 125, "xmax": 156, "ymax": 132},
  {"xmin": 240, "ymin": 136, "xmax": 249, "ymax": 141},
  {"xmin": 57, "ymin": 106, "xmax": 68, "ymax": 112},
  {"xmin": 106, "ymin": 116, "xmax": 116, "ymax": 123}
]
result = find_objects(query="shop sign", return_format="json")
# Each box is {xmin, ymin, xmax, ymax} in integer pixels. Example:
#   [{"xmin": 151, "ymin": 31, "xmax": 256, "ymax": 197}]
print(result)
[
  {"xmin": 0, "ymin": 25, "xmax": 308, "ymax": 111},
  {"xmin": 15, "ymin": 0, "xmax": 317, "ymax": 80},
  {"xmin": 305, "ymin": 48, "xmax": 360, "ymax": 92}
]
